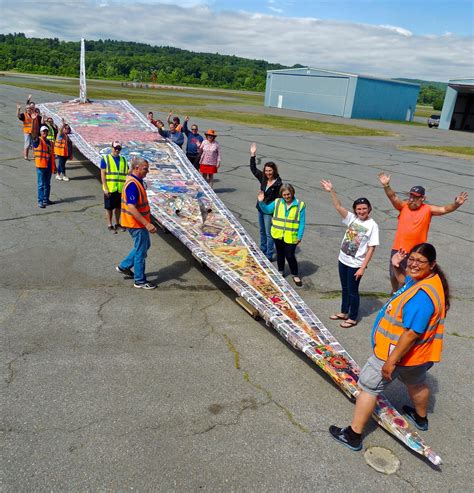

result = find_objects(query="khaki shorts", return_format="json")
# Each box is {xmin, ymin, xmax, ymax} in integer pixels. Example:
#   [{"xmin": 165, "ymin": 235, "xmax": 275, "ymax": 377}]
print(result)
[
  {"xmin": 358, "ymin": 354, "xmax": 434, "ymax": 396},
  {"xmin": 24, "ymin": 133, "xmax": 33, "ymax": 149}
]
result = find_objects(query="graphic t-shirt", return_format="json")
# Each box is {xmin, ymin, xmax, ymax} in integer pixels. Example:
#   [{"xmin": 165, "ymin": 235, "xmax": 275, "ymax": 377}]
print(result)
[{"xmin": 338, "ymin": 212, "xmax": 379, "ymax": 268}]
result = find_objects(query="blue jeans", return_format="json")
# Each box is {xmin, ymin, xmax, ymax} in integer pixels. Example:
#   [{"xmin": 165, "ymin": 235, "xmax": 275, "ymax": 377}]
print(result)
[
  {"xmin": 258, "ymin": 209, "xmax": 274, "ymax": 260},
  {"xmin": 119, "ymin": 228, "xmax": 151, "ymax": 284},
  {"xmin": 56, "ymin": 156, "xmax": 67, "ymax": 175},
  {"xmin": 37, "ymin": 167, "xmax": 52, "ymax": 204},
  {"xmin": 338, "ymin": 260, "xmax": 361, "ymax": 320}
]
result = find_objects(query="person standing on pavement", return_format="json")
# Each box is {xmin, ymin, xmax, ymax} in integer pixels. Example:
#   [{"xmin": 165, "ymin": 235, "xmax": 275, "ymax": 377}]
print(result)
[
  {"xmin": 100, "ymin": 141, "xmax": 129, "ymax": 233},
  {"xmin": 198, "ymin": 129, "xmax": 221, "ymax": 189},
  {"xmin": 116, "ymin": 157, "xmax": 157, "ymax": 290},
  {"xmin": 330, "ymin": 243, "xmax": 449, "ymax": 451},
  {"xmin": 320, "ymin": 180, "xmax": 379, "ymax": 328},
  {"xmin": 44, "ymin": 117, "xmax": 58, "ymax": 145},
  {"xmin": 182, "ymin": 116, "xmax": 203, "ymax": 169},
  {"xmin": 17, "ymin": 99, "xmax": 39, "ymax": 161},
  {"xmin": 156, "ymin": 121, "xmax": 185, "ymax": 148},
  {"xmin": 378, "ymin": 173, "xmax": 468, "ymax": 292},
  {"xmin": 257, "ymin": 184, "xmax": 306, "ymax": 287},
  {"xmin": 54, "ymin": 119, "xmax": 73, "ymax": 182},
  {"xmin": 31, "ymin": 116, "xmax": 56, "ymax": 208},
  {"xmin": 250, "ymin": 142, "xmax": 282, "ymax": 261}
]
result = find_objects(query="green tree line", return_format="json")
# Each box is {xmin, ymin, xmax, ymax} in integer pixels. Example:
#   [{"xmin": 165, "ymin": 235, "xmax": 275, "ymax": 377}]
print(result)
[
  {"xmin": 0, "ymin": 33, "xmax": 292, "ymax": 91},
  {"xmin": 1, "ymin": 33, "xmax": 447, "ymax": 104}
]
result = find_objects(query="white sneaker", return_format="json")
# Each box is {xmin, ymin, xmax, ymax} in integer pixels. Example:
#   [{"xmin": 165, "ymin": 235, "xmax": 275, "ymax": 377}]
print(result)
[
  {"xmin": 62, "ymin": 175, "xmax": 70, "ymax": 181},
  {"xmin": 56, "ymin": 174, "xmax": 63, "ymax": 181}
]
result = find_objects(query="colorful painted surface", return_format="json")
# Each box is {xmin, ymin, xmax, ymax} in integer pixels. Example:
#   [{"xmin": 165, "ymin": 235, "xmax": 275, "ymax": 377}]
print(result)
[{"xmin": 39, "ymin": 99, "xmax": 442, "ymax": 466}]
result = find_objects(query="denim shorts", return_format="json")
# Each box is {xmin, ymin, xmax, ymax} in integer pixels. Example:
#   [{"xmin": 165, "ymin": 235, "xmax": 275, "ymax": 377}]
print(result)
[{"xmin": 358, "ymin": 354, "xmax": 434, "ymax": 396}]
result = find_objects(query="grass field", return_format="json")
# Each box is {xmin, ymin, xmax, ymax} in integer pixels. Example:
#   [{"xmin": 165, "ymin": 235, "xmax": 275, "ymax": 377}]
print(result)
[
  {"xmin": 2, "ymin": 75, "xmax": 395, "ymax": 137},
  {"xmin": 399, "ymin": 146, "xmax": 474, "ymax": 159},
  {"xmin": 415, "ymin": 105, "xmax": 436, "ymax": 118}
]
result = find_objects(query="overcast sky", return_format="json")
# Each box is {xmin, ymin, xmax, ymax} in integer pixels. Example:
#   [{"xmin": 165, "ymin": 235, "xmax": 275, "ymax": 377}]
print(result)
[{"xmin": 2, "ymin": 0, "xmax": 473, "ymax": 81}]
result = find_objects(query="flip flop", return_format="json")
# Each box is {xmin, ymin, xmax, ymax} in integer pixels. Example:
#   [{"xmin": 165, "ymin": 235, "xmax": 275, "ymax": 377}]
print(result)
[
  {"xmin": 340, "ymin": 320, "xmax": 358, "ymax": 328},
  {"xmin": 329, "ymin": 314, "xmax": 349, "ymax": 320}
]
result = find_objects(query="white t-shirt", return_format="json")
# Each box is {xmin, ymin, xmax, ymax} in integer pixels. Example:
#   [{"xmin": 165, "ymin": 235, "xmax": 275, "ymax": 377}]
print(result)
[{"xmin": 338, "ymin": 212, "xmax": 380, "ymax": 268}]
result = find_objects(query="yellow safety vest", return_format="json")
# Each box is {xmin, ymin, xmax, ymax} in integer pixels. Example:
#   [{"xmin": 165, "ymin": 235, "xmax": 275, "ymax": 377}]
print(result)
[
  {"xmin": 270, "ymin": 198, "xmax": 305, "ymax": 244},
  {"xmin": 104, "ymin": 154, "xmax": 128, "ymax": 193}
]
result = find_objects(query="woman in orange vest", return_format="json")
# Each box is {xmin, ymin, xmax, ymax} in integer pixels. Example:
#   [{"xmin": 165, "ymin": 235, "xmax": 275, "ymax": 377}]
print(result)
[
  {"xmin": 329, "ymin": 243, "xmax": 450, "ymax": 451},
  {"xmin": 54, "ymin": 120, "xmax": 73, "ymax": 181}
]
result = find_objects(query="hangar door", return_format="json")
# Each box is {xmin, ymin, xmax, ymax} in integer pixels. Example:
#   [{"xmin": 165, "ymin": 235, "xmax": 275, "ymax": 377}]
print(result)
[{"xmin": 269, "ymin": 74, "xmax": 350, "ymax": 116}]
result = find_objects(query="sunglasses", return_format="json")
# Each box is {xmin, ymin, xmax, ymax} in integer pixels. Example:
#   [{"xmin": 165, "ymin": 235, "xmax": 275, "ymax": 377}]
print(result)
[{"xmin": 113, "ymin": 146, "xmax": 122, "ymax": 151}]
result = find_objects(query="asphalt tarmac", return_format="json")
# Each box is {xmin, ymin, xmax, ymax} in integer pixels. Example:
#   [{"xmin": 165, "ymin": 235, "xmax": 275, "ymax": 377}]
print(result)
[{"xmin": 1, "ymin": 83, "xmax": 473, "ymax": 492}]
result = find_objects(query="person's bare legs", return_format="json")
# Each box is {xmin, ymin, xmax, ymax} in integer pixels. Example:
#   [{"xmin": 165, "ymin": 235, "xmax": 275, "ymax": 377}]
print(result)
[
  {"xmin": 350, "ymin": 390, "xmax": 378, "ymax": 433},
  {"xmin": 209, "ymin": 174, "xmax": 214, "ymax": 189},
  {"xmin": 114, "ymin": 208, "xmax": 121, "ymax": 227},
  {"xmin": 105, "ymin": 209, "xmax": 113, "ymax": 227},
  {"xmin": 406, "ymin": 383, "xmax": 430, "ymax": 418}
]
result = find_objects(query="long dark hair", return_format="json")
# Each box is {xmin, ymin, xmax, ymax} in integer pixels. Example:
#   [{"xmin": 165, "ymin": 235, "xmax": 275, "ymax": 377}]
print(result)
[
  {"xmin": 410, "ymin": 243, "xmax": 451, "ymax": 313},
  {"xmin": 263, "ymin": 161, "xmax": 279, "ymax": 179}
]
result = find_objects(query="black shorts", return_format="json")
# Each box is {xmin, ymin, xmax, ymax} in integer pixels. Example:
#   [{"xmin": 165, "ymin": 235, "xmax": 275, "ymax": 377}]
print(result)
[{"xmin": 104, "ymin": 191, "xmax": 122, "ymax": 210}]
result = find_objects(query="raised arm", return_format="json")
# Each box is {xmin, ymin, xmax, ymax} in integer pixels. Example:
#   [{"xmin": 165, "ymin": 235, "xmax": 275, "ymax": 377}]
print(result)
[
  {"xmin": 249, "ymin": 143, "xmax": 263, "ymax": 181},
  {"xmin": 182, "ymin": 117, "xmax": 190, "ymax": 137},
  {"xmin": 378, "ymin": 173, "xmax": 404, "ymax": 211},
  {"xmin": 391, "ymin": 249, "xmax": 408, "ymax": 286},
  {"xmin": 167, "ymin": 111, "xmax": 173, "ymax": 125},
  {"xmin": 16, "ymin": 103, "xmax": 22, "ymax": 118},
  {"xmin": 320, "ymin": 179, "xmax": 348, "ymax": 218},
  {"xmin": 429, "ymin": 192, "xmax": 468, "ymax": 216}
]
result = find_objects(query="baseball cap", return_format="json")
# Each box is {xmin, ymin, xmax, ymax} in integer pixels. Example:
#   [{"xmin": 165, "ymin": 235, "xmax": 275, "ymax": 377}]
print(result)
[
  {"xmin": 409, "ymin": 185, "xmax": 425, "ymax": 197},
  {"xmin": 111, "ymin": 140, "xmax": 122, "ymax": 149},
  {"xmin": 40, "ymin": 125, "xmax": 49, "ymax": 132}
]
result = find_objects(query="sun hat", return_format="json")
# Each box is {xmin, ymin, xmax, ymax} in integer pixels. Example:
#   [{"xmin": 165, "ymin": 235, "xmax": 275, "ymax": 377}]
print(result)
[{"xmin": 205, "ymin": 129, "xmax": 217, "ymax": 136}]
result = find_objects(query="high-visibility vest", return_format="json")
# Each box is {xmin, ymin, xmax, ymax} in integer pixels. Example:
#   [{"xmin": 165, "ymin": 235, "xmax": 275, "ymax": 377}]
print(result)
[
  {"xmin": 373, "ymin": 274, "xmax": 445, "ymax": 365},
  {"xmin": 270, "ymin": 198, "xmax": 305, "ymax": 244},
  {"xmin": 104, "ymin": 154, "xmax": 128, "ymax": 193},
  {"xmin": 23, "ymin": 112, "xmax": 33, "ymax": 134},
  {"xmin": 34, "ymin": 137, "xmax": 56, "ymax": 172},
  {"xmin": 45, "ymin": 123, "xmax": 56, "ymax": 143},
  {"xmin": 54, "ymin": 133, "xmax": 70, "ymax": 157},
  {"xmin": 120, "ymin": 176, "xmax": 151, "ymax": 229}
]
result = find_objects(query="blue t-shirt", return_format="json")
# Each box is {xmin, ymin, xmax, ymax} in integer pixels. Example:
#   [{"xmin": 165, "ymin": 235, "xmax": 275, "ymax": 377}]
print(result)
[
  {"xmin": 100, "ymin": 155, "xmax": 122, "ymax": 170},
  {"xmin": 125, "ymin": 174, "xmax": 144, "ymax": 205},
  {"xmin": 371, "ymin": 276, "xmax": 435, "ymax": 347}
]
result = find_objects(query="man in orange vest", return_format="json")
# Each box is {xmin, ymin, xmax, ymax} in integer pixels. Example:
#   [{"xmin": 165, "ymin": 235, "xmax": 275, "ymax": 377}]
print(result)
[
  {"xmin": 116, "ymin": 157, "xmax": 157, "ymax": 289},
  {"xmin": 17, "ymin": 98, "xmax": 39, "ymax": 161},
  {"xmin": 329, "ymin": 243, "xmax": 449, "ymax": 451},
  {"xmin": 31, "ymin": 116, "xmax": 56, "ymax": 208},
  {"xmin": 378, "ymin": 172, "xmax": 468, "ymax": 292}
]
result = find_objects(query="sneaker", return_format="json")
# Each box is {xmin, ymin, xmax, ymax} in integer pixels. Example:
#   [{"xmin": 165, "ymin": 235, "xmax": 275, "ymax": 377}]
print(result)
[
  {"xmin": 116, "ymin": 265, "xmax": 134, "ymax": 278},
  {"xmin": 38, "ymin": 203, "xmax": 46, "ymax": 209},
  {"xmin": 108, "ymin": 225, "xmax": 117, "ymax": 234},
  {"xmin": 56, "ymin": 174, "xmax": 63, "ymax": 181},
  {"xmin": 44, "ymin": 200, "xmax": 55, "ymax": 206},
  {"xmin": 134, "ymin": 282, "xmax": 157, "ymax": 290},
  {"xmin": 403, "ymin": 406, "xmax": 428, "ymax": 431},
  {"xmin": 62, "ymin": 175, "xmax": 70, "ymax": 182},
  {"xmin": 329, "ymin": 425, "xmax": 362, "ymax": 451}
]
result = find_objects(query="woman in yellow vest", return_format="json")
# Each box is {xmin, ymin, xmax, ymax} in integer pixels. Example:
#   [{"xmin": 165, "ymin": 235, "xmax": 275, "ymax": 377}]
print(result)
[
  {"xmin": 330, "ymin": 243, "xmax": 450, "ymax": 451},
  {"xmin": 257, "ymin": 184, "xmax": 306, "ymax": 287}
]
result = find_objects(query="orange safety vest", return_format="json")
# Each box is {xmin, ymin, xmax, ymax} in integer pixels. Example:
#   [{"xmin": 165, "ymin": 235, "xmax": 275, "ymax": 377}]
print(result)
[
  {"xmin": 120, "ymin": 176, "xmax": 151, "ymax": 229},
  {"xmin": 54, "ymin": 133, "xmax": 70, "ymax": 157},
  {"xmin": 373, "ymin": 274, "xmax": 445, "ymax": 366},
  {"xmin": 34, "ymin": 137, "xmax": 56, "ymax": 172},
  {"xmin": 23, "ymin": 112, "xmax": 33, "ymax": 134}
]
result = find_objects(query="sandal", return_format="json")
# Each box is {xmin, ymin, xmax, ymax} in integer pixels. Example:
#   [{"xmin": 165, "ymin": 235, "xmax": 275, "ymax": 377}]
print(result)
[
  {"xmin": 329, "ymin": 313, "xmax": 349, "ymax": 320},
  {"xmin": 292, "ymin": 276, "xmax": 303, "ymax": 287},
  {"xmin": 340, "ymin": 320, "xmax": 358, "ymax": 328}
]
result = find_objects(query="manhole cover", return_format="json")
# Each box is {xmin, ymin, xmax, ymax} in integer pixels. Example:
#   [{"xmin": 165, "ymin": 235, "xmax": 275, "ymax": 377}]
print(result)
[{"xmin": 364, "ymin": 446, "xmax": 400, "ymax": 474}]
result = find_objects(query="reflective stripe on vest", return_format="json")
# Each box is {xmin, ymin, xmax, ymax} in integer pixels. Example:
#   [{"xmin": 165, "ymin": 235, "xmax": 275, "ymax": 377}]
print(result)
[
  {"xmin": 46, "ymin": 124, "xmax": 55, "ymax": 142},
  {"xmin": 120, "ymin": 176, "xmax": 151, "ymax": 229},
  {"xmin": 23, "ymin": 113, "xmax": 33, "ymax": 134},
  {"xmin": 373, "ymin": 275, "xmax": 445, "ymax": 365},
  {"xmin": 104, "ymin": 154, "xmax": 128, "ymax": 193},
  {"xmin": 54, "ymin": 134, "xmax": 69, "ymax": 157},
  {"xmin": 34, "ymin": 137, "xmax": 55, "ymax": 170},
  {"xmin": 270, "ymin": 198, "xmax": 305, "ymax": 244}
]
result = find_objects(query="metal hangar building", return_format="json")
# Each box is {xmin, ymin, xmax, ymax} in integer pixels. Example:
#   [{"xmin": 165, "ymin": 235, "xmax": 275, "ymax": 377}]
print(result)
[
  {"xmin": 264, "ymin": 67, "xmax": 420, "ymax": 121},
  {"xmin": 439, "ymin": 78, "xmax": 474, "ymax": 131}
]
